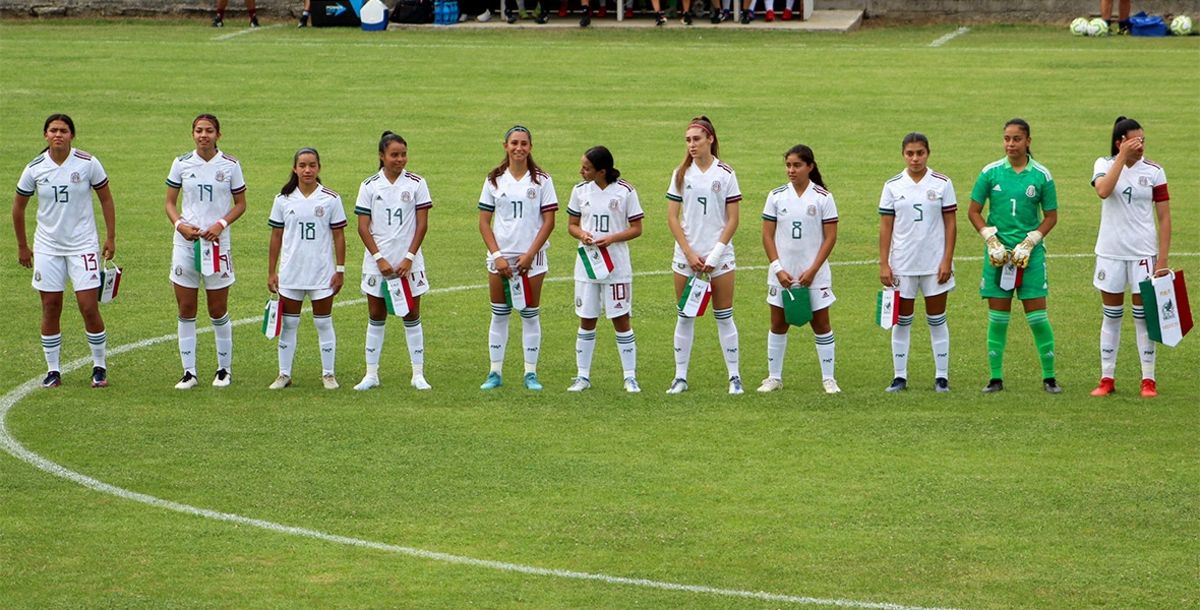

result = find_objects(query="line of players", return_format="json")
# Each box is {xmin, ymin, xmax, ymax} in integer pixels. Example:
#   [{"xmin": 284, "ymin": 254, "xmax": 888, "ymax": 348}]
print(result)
[{"xmin": 12, "ymin": 113, "xmax": 1172, "ymax": 396}]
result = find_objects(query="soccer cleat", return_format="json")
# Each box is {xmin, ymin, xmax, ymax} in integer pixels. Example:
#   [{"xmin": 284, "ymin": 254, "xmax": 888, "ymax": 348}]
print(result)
[
  {"xmin": 322, "ymin": 374, "xmax": 340, "ymax": 390},
  {"xmin": 480, "ymin": 371, "xmax": 503, "ymax": 390},
  {"xmin": 711, "ymin": 10, "xmax": 722, "ymax": 23},
  {"xmin": 212, "ymin": 16, "xmax": 224, "ymax": 27},
  {"xmin": 175, "ymin": 371, "xmax": 199, "ymax": 390},
  {"xmin": 624, "ymin": 6, "xmax": 633, "ymax": 18},
  {"xmin": 682, "ymin": 12, "xmax": 693, "ymax": 25},
  {"xmin": 412, "ymin": 375, "xmax": 432, "ymax": 391},
  {"xmin": 476, "ymin": 10, "xmax": 492, "ymax": 21},
  {"xmin": 559, "ymin": 1, "xmax": 569, "ymax": 17},
  {"xmin": 764, "ymin": 9, "xmax": 774, "ymax": 21},
  {"xmin": 1140, "ymin": 378, "xmax": 1157, "ymax": 398},
  {"xmin": 885, "ymin": 377, "xmax": 907, "ymax": 393},
  {"xmin": 740, "ymin": 10, "xmax": 752, "ymax": 23},
  {"xmin": 268, "ymin": 374, "xmax": 292, "ymax": 390},
  {"xmin": 934, "ymin": 377, "xmax": 950, "ymax": 393},
  {"xmin": 505, "ymin": 11, "xmax": 518, "ymax": 23},
  {"xmin": 757, "ymin": 377, "xmax": 783, "ymax": 393},
  {"xmin": 655, "ymin": 12, "xmax": 667, "ymax": 25},
  {"xmin": 822, "ymin": 378, "xmax": 842, "ymax": 394},
  {"xmin": 250, "ymin": 16, "xmax": 260, "ymax": 28},
  {"xmin": 981, "ymin": 378, "xmax": 1004, "ymax": 393},
  {"xmin": 665, "ymin": 377, "xmax": 688, "ymax": 394},
  {"xmin": 41, "ymin": 370, "xmax": 62, "ymax": 389},
  {"xmin": 597, "ymin": 6, "xmax": 607, "ymax": 17},
  {"xmin": 567, "ymin": 376, "xmax": 591, "ymax": 392},
  {"xmin": 1090, "ymin": 377, "xmax": 1116, "ymax": 397},
  {"xmin": 728, "ymin": 375, "xmax": 744, "ymax": 395},
  {"xmin": 90, "ymin": 366, "xmax": 108, "ymax": 388},
  {"xmin": 354, "ymin": 375, "xmax": 380, "ymax": 391},
  {"xmin": 782, "ymin": 7, "xmax": 793, "ymax": 20},
  {"xmin": 580, "ymin": 11, "xmax": 591, "ymax": 26},
  {"xmin": 298, "ymin": 13, "xmax": 309, "ymax": 27},
  {"xmin": 534, "ymin": 10, "xmax": 550, "ymax": 24},
  {"xmin": 524, "ymin": 372, "xmax": 543, "ymax": 391},
  {"xmin": 212, "ymin": 369, "xmax": 231, "ymax": 388},
  {"xmin": 1042, "ymin": 377, "xmax": 1062, "ymax": 394},
  {"xmin": 623, "ymin": 377, "xmax": 641, "ymax": 393}
]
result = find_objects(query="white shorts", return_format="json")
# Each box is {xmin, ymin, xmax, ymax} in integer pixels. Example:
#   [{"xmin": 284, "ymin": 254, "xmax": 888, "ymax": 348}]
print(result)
[
  {"xmin": 32, "ymin": 252, "xmax": 103, "ymax": 293},
  {"xmin": 278, "ymin": 287, "xmax": 334, "ymax": 302},
  {"xmin": 767, "ymin": 283, "xmax": 836, "ymax": 312},
  {"xmin": 575, "ymin": 280, "xmax": 633, "ymax": 319},
  {"xmin": 1093, "ymin": 255, "xmax": 1155, "ymax": 293},
  {"xmin": 897, "ymin": 272, "xmax": 955, "ymax": 299},
  {"xmin": 486, "ymin": 251, "xmax": 548, "ymax": 277},
  {"xmin": 169, "ymin": 244, "xmax": 235, "ymax": 290},
  {"xmin": 361, "ymin": 268, "xmax": 430, "ymax": 298},
  {"xmin": 671, "ymin": 251, "xmax": 736, "ymax": 279}
]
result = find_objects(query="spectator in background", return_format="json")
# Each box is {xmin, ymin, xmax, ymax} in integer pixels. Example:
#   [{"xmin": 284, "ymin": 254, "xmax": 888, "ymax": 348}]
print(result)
[
  {"xmin": 1100, "ymin": 0, "xmax": 1131, "ymax": 33},
  {"xmin": 298, "ymin": 0, "xmax": 312, "ymax": 27},
  {"xmin": 214, "ymin": 0, "xmax": 259, "ymax": 27}
]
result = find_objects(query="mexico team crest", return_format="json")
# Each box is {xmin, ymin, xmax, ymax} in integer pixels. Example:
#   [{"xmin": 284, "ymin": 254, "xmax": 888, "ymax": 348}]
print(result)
[
  {"xmin": 526, "ymin": 188, "xmax": 537, "ymax": 200},
  {"xmin": 609, "ymin": 198, "xmax": 620, "ymax": 211},
  {"xmin": 215, "ymin": 170, "xmax": 226, "ymax": 182},
  {"xmin": 927, "ymin": 189, "xmax": 938, "ymax": 201},
  {"xmin": 1139, "ymin": 176, "xmax": 1151, "ymax": 187},
  {"xmin": 70, "ymin": 172, "xmax": 81, "ymax": 184},
  {"xmin": 711, "ymin": 181, "xmax": 721, "ymax": 193},
  {"xmin": 401, "ymin": 190, "xmax": 412, "ymax": 203},
  {"xmin": 368, "ymin": 276, "xmax": 377, "ymax": 287},
  {"xmin": 1025, "ymin": 185, "xmax": 1037, "ymax": 198},
  {"xmin": 807, "ymin": 205, "xmax": 817, "ymax": 216},
  {"xmin": 315, "ymin": 206, "xmax": 325, "ymax": 218}
]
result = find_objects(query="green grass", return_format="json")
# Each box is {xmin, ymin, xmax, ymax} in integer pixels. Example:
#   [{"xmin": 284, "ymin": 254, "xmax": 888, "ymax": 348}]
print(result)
[{"xmin": 1, "ymin": 20, "xmax": 1198, "ymax": 609}]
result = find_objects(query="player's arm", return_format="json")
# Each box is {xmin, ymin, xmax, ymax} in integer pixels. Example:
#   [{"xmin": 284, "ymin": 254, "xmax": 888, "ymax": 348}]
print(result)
[
  {"xmin": 479, "ymin": 208, "xmax": 511, "ymax": 277},
  {"xmin": 96, "ymin": 183, "xmax": 116, "ymax": 260},
  {"xmin": 762, "ymin": 218, "xmax": 792, "ymax": 287},
  {"xmin": 968, "ymin": 199, "xmax": 1008, "ymax": 267},
  {"xmin": 702, "ymin": 201, "xmax": 739, "ymax": 273},
  {"xmin": 798, "ymin": 221, "xmax": 837, "ymax": 287},
  {"xmin": 567, "ymin": 212, "xmax": 591, "ymax": 243},
  {"xmin": 878, "ymin": 213, "xmax": 895, "ymax": 287},
  {"xmin": 519, "ymin": 209, "xmax": 555, "ymax": 273},
  {"xmin": 397, "ymin": 207, "xmax": 429, "ymax": 278},
  {"xmin": 267, "ymin": 227, "xmax": 283, "ymax": 293},
  {"xmin": 357, "ymin": 214, "xmax": 393, "ymax": 277},
  {"xmin": 330, "ymin": 226, "xmax": 346, "ymax": 294},
  {"xmin": 202, "ymin": 189, "xmax": 248, "ymax": 243},
  {"xmin": 165, "ymin": 186, "xmax": 197, "ymax": 241},
  {"xmin": 12, "ymin": 193, "xmax": 32, "ymax": 268},
  {"xmin": 665, "ymin": 198, "xmax": 701, "ymax": 271},
  {"xmin": 939, "ymin": 207, "xmax": 957, "ymax": 284},
  {"xmin": 1155, "ymin": 199, "xmax": 1171, "ymax": 271}
]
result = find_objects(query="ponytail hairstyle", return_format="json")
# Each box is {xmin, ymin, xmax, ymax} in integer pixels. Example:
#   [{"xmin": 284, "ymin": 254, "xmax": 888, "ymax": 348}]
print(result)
[
  {"xmin": 192, "ymin": 113, "xmax": 221, "ymax": 134},
  {"xmin": 901, "ymin": 132, "xmax": 930, "ymax": 153},
  {"xmin": 488, "ymin": 125, "xmax": 543, "ymax": 187},
  {"xmin": 584, "ymin": 145, "xmax": 620, "ymax": 186},
  {"xmin": 674, "ymin": 116, "xmax": 719, "ymax": 192},
  {"xmin": 1005, "ymin": 117, "xmax": 1032, "ymax": 157},
  {"xmin": 784, "ymin": 144, "xmax": 826, "ymax": 189},
  {"xmin": 280, "ymin": 147, "xmax": 321, "ymax": 196},
  {"xmin": 40, "ymin": 113, "xmax": 76, "ymax": 153},
  {"xmin": 1111, "ymin": 116, "xmax": 1142, "ymax": 156},
  {"xmin": 378, "ymin": 130, "xmax": 408, "ymax": 170}
]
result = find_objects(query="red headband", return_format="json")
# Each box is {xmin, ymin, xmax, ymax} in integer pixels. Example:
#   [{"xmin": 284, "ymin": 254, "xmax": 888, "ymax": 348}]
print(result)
[{"xmin": 688, "ymin": 121, "xmax": 714, "ymax": 138}]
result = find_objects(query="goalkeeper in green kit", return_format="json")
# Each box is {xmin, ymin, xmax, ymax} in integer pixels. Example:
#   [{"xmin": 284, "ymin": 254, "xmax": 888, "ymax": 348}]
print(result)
[{"xmin": 967, "ymin": 118, "xmax": 1061, "ymax": 394}]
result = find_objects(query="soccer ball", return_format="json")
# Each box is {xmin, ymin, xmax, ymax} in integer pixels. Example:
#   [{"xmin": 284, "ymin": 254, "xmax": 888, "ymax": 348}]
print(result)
[
  {"xmin": 1088, "ymin": 17, "xmax": 1110, "ymax": 36},
  {"xmin": 1171, "ymin": 15, "xmax": 1193, "ymax": 35},
  {"xmin": 1070, "ymin": 17, "xmax": 1090, "ymax": 36}
]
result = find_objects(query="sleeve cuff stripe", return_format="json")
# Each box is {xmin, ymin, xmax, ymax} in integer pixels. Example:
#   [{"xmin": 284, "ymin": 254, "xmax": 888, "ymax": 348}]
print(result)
[
  {"xmin": 330, "ymin": 221, "xmax": 348, "ymax": 229},
  {"xmin": 761, "ymin": 214, "xmax": 777, "ymax": 221},
  {"xmin": 230, "ymin": 186, "xmax": 247, "ymax": 194},
  {"xmin": 166, "ymin": 180, "xmax": 182, "ymax": 188},
  {"xmin": 666, "ymin": 194, "xmax": 683, "ymax": 202},
  {"xmin": 566, "ymin": 209, "xmax": 582, "ymax": 217},
  {"xmin": 878, "ymin": 209, "xmax": 895, "ymax": 215},
  {"xmin": 16, "ymin": 188, "xmax": 34, "ymax": 196},
  {"xmin": 92, "ymin": 179, "xmax": 109, "ymax": 190},
  {"xmin": 268, "ymin": 221, "xmax": 284, "ymax": 228}
]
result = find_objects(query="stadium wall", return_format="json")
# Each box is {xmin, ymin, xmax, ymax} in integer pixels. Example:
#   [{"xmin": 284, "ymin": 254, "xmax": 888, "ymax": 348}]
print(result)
[{"xmin": 0, "ymin": 0, "xmax": 1197, "ymax": 18}]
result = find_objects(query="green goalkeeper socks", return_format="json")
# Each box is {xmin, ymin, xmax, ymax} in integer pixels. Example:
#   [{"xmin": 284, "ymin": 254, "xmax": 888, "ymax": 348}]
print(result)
[
  {"xmin": 987, "ymin": 309, "xmax": 1010, "ymax": 380},
  {"xmin": 1026, "ymin": 309, "xmax": 1056, "ymax": 379}
]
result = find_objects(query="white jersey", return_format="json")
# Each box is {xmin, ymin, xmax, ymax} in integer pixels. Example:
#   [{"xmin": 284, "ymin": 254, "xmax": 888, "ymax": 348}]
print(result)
[
  {"xmin": 268, "ymin": 185, "xmax": 348, "ymax": 290},
  {"xmin": 878, "ymin": 168, "xmax": 957, "ymax": 275},
  {"xmin": 166, "ymin": 149, "xmax": 246, "ymax": 251},
  {"xmin": 666, "ymin": 158, "xmax": 742, "ymax": 260},
  {"xmin": 1093, "ymin": 156, "xmax": 1169, "ymax": 260},
  {"xmin": 567, "ymin": 179, "xmax": 645, "ymax": 283},
  {"xmin": 355, "ymin": 169, "xmax": 432, "ymax": 275},
  {"xmin": 16, "ymin": 148, "xmax": 109, "ymax": 256},
  {"xmin": 478, "ymin": 168, "xmax": 558, "ymax": 256},
  {"xmin": 762, "ymin": 181, "xmax": 838, "ymax": 286}
]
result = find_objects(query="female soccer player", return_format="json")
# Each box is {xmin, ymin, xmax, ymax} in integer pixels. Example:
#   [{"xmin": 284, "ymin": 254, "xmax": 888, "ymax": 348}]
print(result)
[
  {"xmin": 1090, "ymin": 116, "xmax": 1171, "ymax": 398},
  {"xmin": 165, "ymin": 113, "xmax": 248, "ymax": 389},
  {"xmin": 12, "ymin": 114, "xmax": 116, "ymax": 388},
  {"xmin": 967, "ymin": 118, "xmax": 1060, "ymax": 394},
  {"xmin": 666, "ymin": 115, "xmax": 743, "ymax": 395},
  {"xmin": 353, "ymin": 131, "xmax": 433, "ymax": 392},
  {"xmin": 566, "ymin": 146, "xmax": 644, "ymax": 393},
  {"xmin": 478, "ymin": 125, "xmax": 558, "ymax": 391},
  {"xmin": 266, "ymin": 147, "xmax": 347, "ymax": 390},
  {"xmin": 758, "ymin": 144, "xmax": 839, "ymax": 394},
  {"xmin": 878, "ymin": 133, "xmax": 957, "ymax": 393}
]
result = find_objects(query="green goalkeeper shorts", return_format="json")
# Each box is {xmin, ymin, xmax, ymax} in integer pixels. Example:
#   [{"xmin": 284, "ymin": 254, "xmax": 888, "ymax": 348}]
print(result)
[{"xmin": 978, "ymin": 245, "xmax": 1049, "ymax": 300}]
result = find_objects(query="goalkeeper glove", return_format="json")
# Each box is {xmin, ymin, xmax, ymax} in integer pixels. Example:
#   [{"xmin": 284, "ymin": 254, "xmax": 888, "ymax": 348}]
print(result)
[
  {"xmin": 1011, "ymin": 230, "xmax": 1043, "ymax": 269},
  {"xmin": 979, "ymin": 226, "xmax": 1008, "ymax": 267}
]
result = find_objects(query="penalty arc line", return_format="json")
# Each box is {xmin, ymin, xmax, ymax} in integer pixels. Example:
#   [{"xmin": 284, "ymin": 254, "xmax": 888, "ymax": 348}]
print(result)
[
  {"xmin": 929, "ymin": 27, "xmax": 970, "ymax": 48},
  {"xmin": 3, "ymin": 251, "xmax": 1197, "ymax": 608}
]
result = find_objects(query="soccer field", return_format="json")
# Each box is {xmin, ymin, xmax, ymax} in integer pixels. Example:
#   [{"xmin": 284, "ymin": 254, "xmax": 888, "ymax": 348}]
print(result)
[{"xmin": 1, "ymin": 20, "xmax": 1198, "ymax": 609}]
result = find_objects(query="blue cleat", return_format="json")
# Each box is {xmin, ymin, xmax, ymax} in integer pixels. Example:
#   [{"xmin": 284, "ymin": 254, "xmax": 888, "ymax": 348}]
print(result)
[
  {"xmin": 480, "ymin": 371, "xmax": 502, "ymax": 390},
  {"xmin": 524, "ymin": 372, "xmax": 543, "ymax": 391}
]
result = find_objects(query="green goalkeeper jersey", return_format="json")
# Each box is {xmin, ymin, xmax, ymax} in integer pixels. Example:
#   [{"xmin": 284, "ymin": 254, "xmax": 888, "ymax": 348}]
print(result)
[{"xmin": 970, "ymin": 155, "xmax": 1057, "ymax": 248}]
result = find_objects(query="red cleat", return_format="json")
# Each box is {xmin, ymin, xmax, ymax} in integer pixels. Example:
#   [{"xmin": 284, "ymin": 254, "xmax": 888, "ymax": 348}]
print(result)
[
  {"xmin": 625, "ymin": 6, "xmax": 633, "ymax": 18},
  {"xmin": 597, "ymin": 6, "xmax": 606, "ymax": 17},
  {"xmin": 1090, "ymin": 377, "xmax": 1116, "ymax": 396},
  {"xmin": 764, "ymin": 9, "xmax": 775, "ymax": 21},
  {"xmin": 558, "ymin": 1, "xmax": 568, "ymax": 17},
  {"xmin": 1140, "ymin": 378, "xmax": 1157, "ymax": 398},
  {"xmin": 782, "ymin": 7, "xmax": 793, "ymax": 20}
]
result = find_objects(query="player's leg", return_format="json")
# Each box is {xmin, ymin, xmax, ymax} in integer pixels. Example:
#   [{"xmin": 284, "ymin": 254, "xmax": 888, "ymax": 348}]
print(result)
[
  {"xmin": 271, "ymin": 293, "xmax": 303, "ymax": 389},
  {"xmin": 357, "ymin": 294, "xmax": 388, "ymax": 390},
  {"xmin": 1096, "ymin": 290, "xmax": 1124, "ymax": 396},
  {"xmin": 612, "ymin": 312, "xmax": 638, "ymax": 392},
  {"xmin": 1130, "ymin": 292, "xmax": 1157, "ymax": 397},
  {"xmin": 75, "ymin": 286, "xmax": 108, "ymax": 388},
  {"xmin": 520, "ymin": 272, "xmax": 546, "ymax": 390},
  {"xmin": 206, "ymin": 286, "xmax": 233, "ymax": 386},
  {"xmin": 174, "ymin": 283, "xmax": 200, "ymax": 388},
  {"xmin": 38, "ymin": 290, "xmax": 64, "ymax": 387},
  {"xmin": 299, "ymin": 0, "xmax": 311, "ymax": 26},
  {"xmin": 246, "ymin": 0, "xmax": 259, "ymax": 26},
  {"xmin": 984, "ymin": 297, "xmax": 1011, "ymax": 392},
  {"xmin": 570, "ymin": 281, "xmax": 599, "ymax": 391},
  {"xmin": 482, "ymin": 272, "xmax": 509, "ymax": 389},
  {"xmin": 1020, "ymin": 296, "xmax": 1058, "ymax": 393},
  {"xmin": 403, "ymin": 297, "xmax": 430, "ymax": 390},
  {"xmin": 888, "ymin": 291, "xmax": 915, "ymax": 392},
  {"xmin": 668, "ymin": 271, "xmax": 693, "ymax": 393},
  {"xmin": 924, "ymin": 289, "xmax": 951, "ymax": 392},
  {"xmin": 758, "ymin": 301, "xmax": 788, "ymax": 393},
  {"xmin": 710, "ymin": 270, "xmax": 742, "ymax": 394},
  {"xmin": 215, "ymin": 0, "xmax": 228, "ymax": 26},
  {"xmin": 811, "ymin": 305, "xmax": 838, "ymax": 394},
  {"xmin": 312, "ymin": 294, "xmax": 338, "ymax": 388}
]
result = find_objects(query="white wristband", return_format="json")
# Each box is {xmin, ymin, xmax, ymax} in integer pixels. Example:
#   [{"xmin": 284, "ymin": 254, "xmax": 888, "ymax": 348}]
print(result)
[
  {"xmin": 979, "ymin": 226, "xmax": 998, "ymax": 241},
  {"xmin": 216, "ymin": 218, "xmax": 228, "ymax": 228},
  {"xmin": 404, "ymin": 252, "xmax": 416, "ymax": 262},
  {"xmin": 174, "ymin": 219, "xmax": 184, "ymax": 229},
  {"xmin": 706, "ymin": 242, "xmax": 727, "ymax": 264},
  {"xmin": 335, "ymin": 265, "xmax": 345, "ymax": 273},
  {"xmin": 372, "ymin": 251, "xmax": 384, "ymax": 261},
  {"xmin": 768, "ymin": 259, "xmax": 783, "ymax": 276},
  {"xmin": 489, "ymin": 250, "xmax": 502, "ymax": 261},
  {"xmin": 1023, "ymin": 230, "xmax": 1043, "ymax": 246}
]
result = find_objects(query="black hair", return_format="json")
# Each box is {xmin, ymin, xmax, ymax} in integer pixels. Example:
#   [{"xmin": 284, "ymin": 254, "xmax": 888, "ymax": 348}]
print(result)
[
  {"xmin": 675, "ymin": 115, "xmax": 718, "ymax": 192},
  {"xmin": 1005, "ymin": 117, "xmax": 1032, "ymax": 156},
  {"xmin": 281, "ymin": 147, "xmax": 321, "ymax": 196},
  {"xmin": 40, "ymin": 113, "xmax": 75, "ymax": 153},
  {"xmin": 378, "ymin": 130, "xmax": 408, "ymax": 170},
  {"xmin": 488, "ymin": 125, "xmax": 544, "ymax": 187},
  {"xmin": 1111, "ymin": 116, "xmax": 1142, "ymax": 156},
  {"xmin": 783, "ymin": 144, "xmax": 826, "ymax": 189},
  {"xmin": 584, "ymin": 145, "xmax": 620, "ymax": 186},
  {"xmin": 192, "ymin": 113, "xmax": 221, "ymax": 134},
  {"xmin": 901, "ymin": 132, "xmax": 930, "ymax": 153}
]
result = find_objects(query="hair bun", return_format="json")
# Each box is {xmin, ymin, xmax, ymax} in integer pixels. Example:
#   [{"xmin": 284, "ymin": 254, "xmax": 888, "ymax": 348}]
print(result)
[
  {"xmin": 380, "ymin": 130, "xmax": 394, "ymax": 138},
  {"xmin": 1114, "ymin": 116, "xmax": 1127, "ymax": 124}
]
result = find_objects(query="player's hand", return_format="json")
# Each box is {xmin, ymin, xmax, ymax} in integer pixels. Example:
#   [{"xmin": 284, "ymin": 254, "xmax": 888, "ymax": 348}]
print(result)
[
  {"xmin": 395, "ymin": 258, "xmax": 412, "ymax": 278},
  {"xmin": 776, "ymin": 270, "xmax": 794, "ymax": 286},
  {"xmin": 936, "ymin": 260, "xmax": 953, "ymax": 284},
  {"xmin": 267, "ymin": 273, "xmax": 279, "ymax": 294},
  {"xmin": 1155, "ymin": 257, "xmax": 1169, "ymax": 273},
  {"xmin": 493, "ymin": 255, "xmax": 513, "ymax": 278},
  {"xmin": 18, "ymin": 245, "xmax": 33, "ymax": 268},
  {"xmin": 102, "ymin": 238, "xmax": 115, "ymax": 261},
  {"xmin": 200, "ymin": 222, "xmax": 224, "ymax": 242},
  {"xmin": 591, "ymin": 235, "xmax": 613, "ymax": 248},
  {"xmin": 979, "ymin": 226, "xmax": 1008, "ymax": 267},
  {"xmin": 687, "ymin": 251, "xmax": 705, "ymax": 273},
  {"xmin": 796, "ymin": 267, "xmax": 817, "ymax": 287},
  {"xmin": 376, "ymin": 258, "xmax": 395, "ymax": 277},
  {"xmin": 330, "ymin": 270, "xmax": 344, "ymax": 295},
  {"xmin": 1011, "ymin": 230, "xmax": 1042, "ymax": 269},
  {"xmin": 516, "ymin": 252, "xmax": 535, "ymax": 275},
  {"xmin": 879, "ymin": 264, "xmax": 895, "ymax": 288},
  {"xmin": 1117, "ymin": 135, "xmax": 1143, "ymax": 160},
  {"xmin": 177, "ymin": 223, "xmax": 200, "ymax": 241},
  {"xmin": 580, "ymin": 231, "xmax": 595, "ymax": 246}
]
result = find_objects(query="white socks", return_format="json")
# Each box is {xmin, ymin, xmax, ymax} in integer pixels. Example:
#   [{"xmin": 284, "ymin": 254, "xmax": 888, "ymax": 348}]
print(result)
[
  {"xmin": 488, "ymin": 302, "xmax": 510, "ymax": 374},
  {"xmin": 766, "ymin": 331, "xmax": 787, "ymax": 380},
  {"xmin": 615, "ymin": 329, "xmax": 636, "ymax": 379},
  {"xmin": 673, "ymin": 313, "xmax": 695, "ymax": 380},
  {"xmin": 41, "ymin": 333, "xmax": 61, "ymax": 373},
  {"xmin": 891, "ymin": 314, "xmax": 913, "ymax": 378},
  {"xmin": 576, "ymin": 327, "xmax": 596, "ymax": 379},
  {"xmin": 313, "ymin": 314, "xmax": 336, "ymax": 376},
  {"xmin": 212, "ymin": 313, "xmax": 232, "ymax": 372},
  {"xmin": 928, "ymin": 313, "xmax": 949, "ymax": 380},
  {"xmin": 178, "ymin": 316, "xmax": 197, "ymax": 374},
  {"xmin": 1132, "ymin": 304, "xmax": 1156, "ymax": 380},
  {"xmin": 403, "ymin": 317, "xmax": 425, "ymax": 376},
  {"xmin": 364, "ymin": 317, "xmax": 386, "ymax": 377},
  {"xmin": 713, "ymin": 307, "xmax": 740, "ymax": 378},
  {"xmin": 1100, "ymin": 305, "xmax": 1123, "ymax": 378},
  {"xmin": 277, "ymin": 313, "xmax": 300, "ymax": 376},
  {"xmin": 86, "ymin": 330, "xmax": 107, "ymax": 368},
  {"xmin": 814, "ymin": 331, "xmax": 835, "ymax": 380},
  {"xmin": 521, "ymin": 307, "xmax": 541, "ymax": 374}
]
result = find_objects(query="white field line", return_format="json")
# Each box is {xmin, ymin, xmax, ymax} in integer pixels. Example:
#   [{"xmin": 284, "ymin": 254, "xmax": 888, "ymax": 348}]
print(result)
[
  {"xmin": 929, "ymin": 27, "xmax": 970, "ymax": 47},
  {"xmin": 212, "ymin": 23, "xmax": 284, "ymax": 41},
  {"xmin": 3, "ymin": 251, "xmax": 1198, "ymax": 608}
]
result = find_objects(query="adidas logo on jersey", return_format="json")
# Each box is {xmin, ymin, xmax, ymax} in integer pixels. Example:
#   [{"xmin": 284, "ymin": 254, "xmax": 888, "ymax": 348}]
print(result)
[{"xmin": 992, "ymin": 185, "xmax": 1002, "ymax": 191}]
